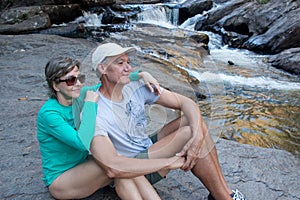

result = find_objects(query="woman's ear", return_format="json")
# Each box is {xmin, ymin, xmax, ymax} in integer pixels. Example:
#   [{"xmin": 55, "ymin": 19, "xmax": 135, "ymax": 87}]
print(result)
[{"xmin": 53, "ymin": 82, "xmax": 60, "ymax": 92}]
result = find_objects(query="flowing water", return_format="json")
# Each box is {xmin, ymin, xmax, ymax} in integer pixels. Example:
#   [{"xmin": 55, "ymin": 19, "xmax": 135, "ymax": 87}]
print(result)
[{"xmin": 80, "ymin": 3, "xmax": 300, "ymax": 155}]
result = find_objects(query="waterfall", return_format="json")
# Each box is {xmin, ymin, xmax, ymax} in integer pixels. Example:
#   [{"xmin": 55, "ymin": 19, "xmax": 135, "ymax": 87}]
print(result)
[
  {"xmin": 136, "ymin": 5, "xmax": 178, "ymax": 28},
  {"xmin": 166, "ymin": 6, "xmax": 179, "ymax": 25},
  {"xmin": 74, "ymin": 11, "xmax": 103, "ymax": 27}
]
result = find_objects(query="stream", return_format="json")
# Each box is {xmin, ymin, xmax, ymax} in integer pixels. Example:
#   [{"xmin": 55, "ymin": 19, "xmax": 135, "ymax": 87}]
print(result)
[{"xmin": 79, "ymin": 2, "xmax": 300, "ymax": 155}]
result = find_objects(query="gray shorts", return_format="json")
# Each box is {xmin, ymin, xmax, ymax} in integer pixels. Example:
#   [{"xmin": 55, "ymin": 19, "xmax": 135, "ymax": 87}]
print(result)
[{"xmin": 134, "ymin": 134, "xmax": 165, "ymax": 185}]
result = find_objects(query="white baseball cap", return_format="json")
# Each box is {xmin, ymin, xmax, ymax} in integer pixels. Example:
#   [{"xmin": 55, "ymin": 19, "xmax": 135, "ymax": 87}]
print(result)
[{"xmin": 92, "ymin": 43, "xmax": 136, "ymax": 71}]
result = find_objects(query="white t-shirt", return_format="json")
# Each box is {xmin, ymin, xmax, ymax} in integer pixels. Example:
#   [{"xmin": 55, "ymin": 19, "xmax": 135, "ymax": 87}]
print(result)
[{"xmin": 95, "ymin": 81, "xmax": 161, "ymax": 157}]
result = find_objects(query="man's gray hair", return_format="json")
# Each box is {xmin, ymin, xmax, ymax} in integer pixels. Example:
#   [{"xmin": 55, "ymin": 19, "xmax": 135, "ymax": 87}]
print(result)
[{"xmin": 95, "ymin": 57, "xmax": 111, "ymax": 79}]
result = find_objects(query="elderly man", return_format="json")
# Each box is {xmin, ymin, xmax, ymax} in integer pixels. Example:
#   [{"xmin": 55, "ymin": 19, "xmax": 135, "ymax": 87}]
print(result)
[{"xmin": 90, "ymin": 43, "xmax": 246, "ymax": 200}]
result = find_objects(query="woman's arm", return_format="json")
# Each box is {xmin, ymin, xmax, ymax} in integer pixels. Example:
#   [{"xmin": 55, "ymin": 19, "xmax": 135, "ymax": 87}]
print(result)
[
  {"xmin": 76, "ymin": 91, "xmax": 99, "ymax": 149},
  {"xmin": 40, "ymin": 109, "xmax": 91, "ymax": 151},
  {"xmin": 130, "ymin": 70, "xmax": 161, "ymax": 95},
  {"xmin": 40, "ymin": 91, "xmax": 99, "ymax": 151}
]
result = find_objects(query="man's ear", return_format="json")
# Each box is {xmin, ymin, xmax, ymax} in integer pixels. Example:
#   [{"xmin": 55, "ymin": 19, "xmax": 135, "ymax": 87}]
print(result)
[{"xmin": 98, "ymin": 63, "xmax": 107, "ymax": 75}]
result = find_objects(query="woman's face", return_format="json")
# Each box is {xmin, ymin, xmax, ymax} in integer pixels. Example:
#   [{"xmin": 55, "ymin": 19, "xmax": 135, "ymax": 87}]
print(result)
[{"xmin": 54, "ymin": 66, "xmax": 83, "ymax": 105}]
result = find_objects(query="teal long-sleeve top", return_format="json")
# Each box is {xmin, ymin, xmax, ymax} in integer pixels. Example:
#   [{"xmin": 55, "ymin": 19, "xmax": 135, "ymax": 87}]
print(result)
[{"xmin": 37, "ymin": 84, "xmax": 100, "ymax": 186}]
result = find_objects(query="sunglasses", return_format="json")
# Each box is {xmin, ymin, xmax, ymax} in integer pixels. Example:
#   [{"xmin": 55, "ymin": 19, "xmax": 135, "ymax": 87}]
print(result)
[{"xmin": 58, "ymin": 74, "xmax": 85, "ymax": 86}]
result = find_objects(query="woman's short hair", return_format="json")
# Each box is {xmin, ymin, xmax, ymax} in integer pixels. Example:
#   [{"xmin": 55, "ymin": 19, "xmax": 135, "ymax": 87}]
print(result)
[{"xmin": 45, "ymin": 57, "xmax": 80, "ymax": 98}]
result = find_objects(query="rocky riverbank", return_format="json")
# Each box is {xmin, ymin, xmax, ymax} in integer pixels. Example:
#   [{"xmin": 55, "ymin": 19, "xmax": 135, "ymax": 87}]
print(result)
[
  {"xmin": 0, "ymin": 34, "xmax": 299, "ymax": 200},
  {"xmin": 0, "ymin": 0, "xmax": 299, "ymax": 75}
]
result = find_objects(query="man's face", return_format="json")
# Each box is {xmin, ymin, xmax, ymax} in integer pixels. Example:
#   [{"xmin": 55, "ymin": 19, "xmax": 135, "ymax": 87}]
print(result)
[{"xmin": 104, "ymin": 53, "xmax": 133, "ymax": 85}]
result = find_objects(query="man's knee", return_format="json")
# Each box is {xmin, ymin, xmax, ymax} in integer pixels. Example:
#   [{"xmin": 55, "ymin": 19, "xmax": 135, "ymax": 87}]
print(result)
[{"xmin": 179, "ymin": 126, "xmax": 192, "ymax": 141}]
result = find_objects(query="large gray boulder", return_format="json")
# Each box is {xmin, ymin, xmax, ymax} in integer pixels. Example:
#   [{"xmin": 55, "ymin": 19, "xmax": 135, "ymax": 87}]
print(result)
[
  {"xmin": 177, "ymin": 0, "xmax": 213, "ymax": 25},
  {"xmin": 0, "ymin": 13, "xmax": 51, "ymax": 34},
  {"xmin": 243, "ymin": 6, "xmax": 300, "ymax": 54},
  {"xmin": 269, "ymin": 47, "xmax": 300, "ymax": 75},
  {"xmin": 195, "ymin": 0, "xmax": 300, "ymax": 54},
  {"xmin": 0, "ymin": 4, "xmax": 82, "ymax": 34}
]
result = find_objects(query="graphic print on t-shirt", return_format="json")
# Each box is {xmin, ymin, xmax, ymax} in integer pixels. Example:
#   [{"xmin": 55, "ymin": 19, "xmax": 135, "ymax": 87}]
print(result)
[{"xmin": 125, "ymin": 99, "xmax": 148, "ymax": 142}]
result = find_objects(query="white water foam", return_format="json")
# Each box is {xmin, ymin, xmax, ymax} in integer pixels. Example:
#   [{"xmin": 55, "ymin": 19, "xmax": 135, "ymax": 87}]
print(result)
[
  {"xmin": 136, "ymin": 5, "xmax": 176, "ymax": 28},
  {"xmin": 74, "ymin": 11, "xmax": 103, "ymax": 27},
  {"xmin": 184, "ymin": 69, "xmax": 300, "ymax": 91}
]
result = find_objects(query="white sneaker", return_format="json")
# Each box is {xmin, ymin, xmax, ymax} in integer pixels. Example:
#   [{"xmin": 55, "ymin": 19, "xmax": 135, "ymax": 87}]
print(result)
[{"xmin": 231, "ymin": 189, "xmax": 246, "ymax": 200}]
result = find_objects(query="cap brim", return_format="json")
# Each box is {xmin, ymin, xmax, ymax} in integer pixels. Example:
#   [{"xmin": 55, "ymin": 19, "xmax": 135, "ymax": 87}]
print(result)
[
  {"xmin": 108, "ymin": 47, "xmax": 136, "ymax": 58},
  {"xmin": 92, "ymin": 45, "xmax": 136, "ymax": 71}
]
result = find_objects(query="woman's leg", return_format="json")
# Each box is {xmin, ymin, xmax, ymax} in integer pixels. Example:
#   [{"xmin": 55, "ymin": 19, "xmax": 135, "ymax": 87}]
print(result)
[
  {"xmin": 49, "ymin": 157, "xmax": 112, "ymax": 199},
  {"xmin": 114, "ymin": 178, "xmax": 142, "ymax": 200},
  {"xmin": 133, "ymin": 176, "xmax": 161, "ymax": 200},
  {"xmin": 115, "ymin": 176, "xmax": 161, "ymax": 200}
]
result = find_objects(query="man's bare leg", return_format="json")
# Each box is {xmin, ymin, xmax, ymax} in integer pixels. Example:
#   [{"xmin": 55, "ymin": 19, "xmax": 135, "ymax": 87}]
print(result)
[
  {"xmin": 200, "ymin": 124, "xmax": 232, "ymax": 195},
  {"xmin": 160, "ymin": 116, "xmax": 231, "ymax": 193},
  {"xmin": 191, "ymin": 123, "xmax": 232, "ymax": 199},
  {"xmin": 149, "ymin": 115, "xmax": 232, "ymax": 198}
]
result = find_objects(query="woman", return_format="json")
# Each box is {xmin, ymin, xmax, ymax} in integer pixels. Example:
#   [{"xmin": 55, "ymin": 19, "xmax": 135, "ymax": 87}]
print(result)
[{"xmin": 37, "ymin": 56, "xmax": 161, "ymax": 199}]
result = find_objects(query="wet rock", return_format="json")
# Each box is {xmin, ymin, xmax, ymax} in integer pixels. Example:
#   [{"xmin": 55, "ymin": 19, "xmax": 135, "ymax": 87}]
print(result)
[
  {"xmin": 114, "ymin": 0, "xmax": 160, "ymax": 3},
  {"xmin": 42, "ymin": 4, "xmax": 83, "ymax": 25},
  {"xmin": 228, "ymin": 60, "xmax": 234, "ymax": 65},
  {"xmin": 243, "ymin": 7, "xmax": 300, "ymax": 54},
  {"xmin": 0, "ymin": 0, "xmax": 114, "ymax": 11},
  {"xmin": 0, "ymin": 6, "xmax": 45, "ymax": 25},
  {"xmin": 195, "ymin": 0, "xmax": 247, "ymax": 31},
  {"xmin": 188, "ymin": 32, "xmax": 209, "ymax": 50},
  {"xmin": 177, "ymin": 0, "xmax": 213, "ymax": 25},
  {"xmin": 101, "ymin": 7, "xmax": 128, "ymax": 24},
  {"xmin": 0, "ymin": 4, "xmax": 83, "ymax": 34},
  {"xmin": 39, "ymin": 23, "xmax": 85, "ymax": 38},
  {"xmin": 268, "ymin": 47, "xmax": 300, "ymax": 75},
  {"xmin": 188, "ymin": 31, "xmax": 209, "ymax": 44},
  {"xmin": 0, "ymin": 13, "xmax": 51, "ymax": 34},
  {"xmin": 220, "ymin": 27, "xmax": 249, "ymax": 48},
  {"xmin": 195, "ymin": 0, "xmax": 300, "ymax": 54}
]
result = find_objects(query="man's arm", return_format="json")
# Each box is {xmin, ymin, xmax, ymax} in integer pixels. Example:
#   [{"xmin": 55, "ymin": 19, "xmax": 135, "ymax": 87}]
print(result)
[
  {"xmin": 90, "ymin": 135, "xmax": 184, "ymax": 178},
  {"xmin": 155, "ymin": 89, "xmax": 208, "ymax": 171}
]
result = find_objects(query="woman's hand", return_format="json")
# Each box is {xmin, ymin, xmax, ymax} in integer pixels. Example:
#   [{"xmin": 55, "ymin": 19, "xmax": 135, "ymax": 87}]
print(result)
[
  {"xmin": 139, "ymin": 72, "xmax": 161, "ymax": 95},
  {"xmin": 84, "ymin": 91, "xmax": 99, "ymax": 103}
]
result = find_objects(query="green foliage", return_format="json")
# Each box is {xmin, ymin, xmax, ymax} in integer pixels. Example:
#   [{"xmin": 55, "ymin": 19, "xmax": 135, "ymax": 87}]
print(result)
[
  {"xmin": 21, "ymin": 13, "xmax": 29, "ymax": 20},
  {"xmin": 256, "ymin": 0, "xmax": 270, "ymax": 4}
]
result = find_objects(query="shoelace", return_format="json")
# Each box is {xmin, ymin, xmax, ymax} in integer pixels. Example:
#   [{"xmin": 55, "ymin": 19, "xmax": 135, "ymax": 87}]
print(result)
[{"xmin": 232, "ymin": 189, "xmax": 245, "ymax": 200}]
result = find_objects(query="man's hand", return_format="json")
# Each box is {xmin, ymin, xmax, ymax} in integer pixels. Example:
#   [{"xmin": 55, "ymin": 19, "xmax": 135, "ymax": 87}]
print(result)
[
  {"xmin": 166, "ymin": 156, "xmax": 185, "ymax": 170},
  {"xmin": 84, "ymin": 91, "xmax": 99, "ymax": 103},
  {"xmin": 176, "ymin": 134, "xmax": 203, "ymax": 171},
  {"xmin": 139, "ymin": 71, "xmax": 161, "ymax": 95}
]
